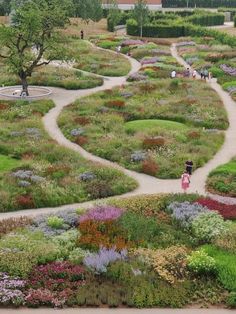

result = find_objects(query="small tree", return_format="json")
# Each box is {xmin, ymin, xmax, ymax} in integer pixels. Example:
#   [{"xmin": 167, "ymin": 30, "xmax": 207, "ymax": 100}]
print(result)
[
  {"xmin": 73, "ymin": 0, "xmax": 103, "ymax": 23},
  {"xmin": 0, "ymin": 0, "xmax": 71, "ymax": 96},
  {"xmin": 108, "ymin": 0, "xmax": 121, "ymax": 31},
  {"xmin": 132, "ymin": 0, "xmax": 149, "ymax": 38}
]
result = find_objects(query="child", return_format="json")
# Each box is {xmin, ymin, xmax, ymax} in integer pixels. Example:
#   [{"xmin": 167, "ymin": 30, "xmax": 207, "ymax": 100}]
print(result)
[{"xmin": 181, "ymin": 171, "xmax": 190, "ymax": 193}]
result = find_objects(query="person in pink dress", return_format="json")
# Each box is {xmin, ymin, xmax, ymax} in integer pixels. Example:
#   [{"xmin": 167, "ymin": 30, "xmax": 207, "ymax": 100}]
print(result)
[{"xmin": 181, "ymin": 171, "xmax": 190, "ymax": 193}]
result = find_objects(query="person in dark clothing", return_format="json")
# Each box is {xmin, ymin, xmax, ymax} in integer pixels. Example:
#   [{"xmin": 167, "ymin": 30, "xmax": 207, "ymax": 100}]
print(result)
[
  {"xmin": 185, "ymin": 160, "xmax": 193, "ymax": 175},
  {"xmin": 80, "ymin": 30, "xmax": 84, "ymax": 40}
]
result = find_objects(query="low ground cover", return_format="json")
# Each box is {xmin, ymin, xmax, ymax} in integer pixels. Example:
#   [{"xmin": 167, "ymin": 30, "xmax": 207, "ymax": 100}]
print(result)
[
  {"xmin": 0, "ymin": 99, "xmax": 137, "ymax": 212},
  {"xmin": 59, "ymin": 77, "xmax": 227, "ymax": 179},
  {"xmin": 206, "ymin": 158, "xmax": 236, "ymax": 197},
  {"xmin": 0, "ymin": 193, "xmax": 235, "ymax": 308},
  {"xmin": 177, "ymin": 39, "xmax": 236, "ymax": 100},
  {"xmin": 0, "ymin": 62, "xmax": 103, "ymax": 90}
]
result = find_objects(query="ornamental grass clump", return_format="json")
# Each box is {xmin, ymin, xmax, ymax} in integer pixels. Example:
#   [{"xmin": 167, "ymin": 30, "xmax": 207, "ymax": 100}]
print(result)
[
  {"xmin": 191, "ymin": 211, "xmax": 231, "ymax": 243},
  {"xmin": 187, "ymin": 250, "xmax": 216, "ymax": 275},
  {"xmin": 167, "ymin": 202, "xmax": 208, "ymax": 228},
  {"xmin": 84, "ymin": 247, "xmax": 127, "ymax": 274},
  {"xmin": 79, "ymin": 206, "xmax": 123, "ymax": 223}
]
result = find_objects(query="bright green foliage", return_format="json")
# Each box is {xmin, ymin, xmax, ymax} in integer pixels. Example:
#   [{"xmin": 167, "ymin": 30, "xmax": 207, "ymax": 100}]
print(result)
[
  {"xmin": 203, "ymin": 245, "xmax": 236, "ymax": 292},
  {"xmin": 187, "ymin": 250, "xmax": 216, "ymax": 275},
  {"xmin": 227, "ymin": 292, "xmax": 236, "ymax": 308},
  {"xmin": 191, "ymin": 212, "xmax": 231, "ymax": 243},
  {"xmin": 47, "ymin": 216, "xmax": 64, "ymax": 229},
  {"xmin": 0, "ymin": 154, "xmax": 21, "ymax": 173}
]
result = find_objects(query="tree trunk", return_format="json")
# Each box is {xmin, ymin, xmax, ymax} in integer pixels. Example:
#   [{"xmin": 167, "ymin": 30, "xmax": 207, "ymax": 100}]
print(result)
[
  {"xmin": 20, "ymin": 76, "xmax": 29, "ymax": 96},
  {"xmin": 140, "ymin": 25, "xmax": 143, "ymax": 38}
]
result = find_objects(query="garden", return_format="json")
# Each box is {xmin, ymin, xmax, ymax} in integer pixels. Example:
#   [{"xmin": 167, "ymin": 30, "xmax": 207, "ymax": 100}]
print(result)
[
  {"xmin": 176, "ymin": 39, "xmax": 236, "ymax": 101},
  {"xmin": 0, "ymin": 193, "xmax": 235, "ymax": 308},
  {"xmin": 0, "ymin": 99, "xmax": 137, "ymax": 212},
  {"xmin": 58, "ymin": 39, "xmax": 228, "ymax": 179}
]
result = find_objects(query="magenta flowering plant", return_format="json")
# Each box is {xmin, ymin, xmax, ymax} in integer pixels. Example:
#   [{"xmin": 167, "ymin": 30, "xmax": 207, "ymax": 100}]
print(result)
[
  {"xmin": 25, "ymin": 288, "xmax": 70, "ymax": 308},
  {"xmin": 79, "ymin": 206, "xmax": 123, "ymax": 223}
]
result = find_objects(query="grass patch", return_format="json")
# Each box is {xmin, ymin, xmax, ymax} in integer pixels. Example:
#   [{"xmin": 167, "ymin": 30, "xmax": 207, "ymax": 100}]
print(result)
[
  {"xmin": 0, "ymin": 155, "xmax": 21, "ymax": 173},
  {"xmin": 125, "ymin": 119, "xmax": 188, "ymax": 133},
  {"xmin": 207, "ymin": 158, "xmax": 236, "ymax": 197}
]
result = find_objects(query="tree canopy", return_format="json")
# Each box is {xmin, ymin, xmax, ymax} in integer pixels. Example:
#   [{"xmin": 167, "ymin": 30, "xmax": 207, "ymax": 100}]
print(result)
[
  {"xmin": 0, "ymin": 0, "xmax": 72, "ymax": 95},
  {"xmin": 73, "ymin": 0, "xmax": 103, "ymax": 23}
]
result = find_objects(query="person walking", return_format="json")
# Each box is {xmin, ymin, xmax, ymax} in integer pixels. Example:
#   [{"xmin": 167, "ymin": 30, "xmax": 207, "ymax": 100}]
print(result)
[
  {"xmin": 171, "ymin": 70, "xmax": 176, "ymax": 78},
  {"xmin": 181, "ymin": 171, "xmax": 190, "ymax": 193},
  {"xmin": 80, "ymin": 30, "xmax": 84, "ymax": 40},
  {"xmin": 203, "ymin": 69, "xmax": 208, "ymax": 81},
  {"xmin": 185, "ymin": 160, "xmax": 193, "ymax": 175},
  {"xmin": 192, "ymin": 69, "xmax": 197, "ymax": 79},
  {"xmin": 200, "ymin": 68, "xmax": 204, "ymax": 80}
]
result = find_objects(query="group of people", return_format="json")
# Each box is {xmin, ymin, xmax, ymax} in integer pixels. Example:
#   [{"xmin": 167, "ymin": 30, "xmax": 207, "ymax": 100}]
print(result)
[
  {"xmin": 181, "ymin": 160, "xmax": 193, "ymax": 193},
  {"xmin": 171, "ymin": 68, "xmax": 212, "ymax": 81}
]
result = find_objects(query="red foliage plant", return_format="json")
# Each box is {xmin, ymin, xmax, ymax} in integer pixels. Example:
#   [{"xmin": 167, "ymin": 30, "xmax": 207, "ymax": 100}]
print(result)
[
  {"xmin": 141, "ymin": 159, "xmax": 159, "ymax": 176},
  {"xmin": 74, "ymin": 116, "xmax": 91, "ymax": 126},
  {"xmin": 16, "ymin": 195, "xmax": 35, "ymax": 209},
  {"xmin": 0, "ymin": 216, "xmax": 32, "ymax": 237},
  {"xmin": 143, "ymin": 136, "xmax": 165, "ymax": 149},
  {"xmin": 74, "ymin": 136, "xmax": 88, "ymax": 146},
  {"xmin": 78, "ymin": 219, "xmax": 132, "ymax": 251},
  {"xmin": 105, "ymin": 100, "xmax": 125, "ymax": 108},
  {"xmin": 187, "ymin": 131, "xmax": 201, "ymax": 139},
  {"xmin": 196, "ymin": 198, "xmax": 236, "ymax": 220}
]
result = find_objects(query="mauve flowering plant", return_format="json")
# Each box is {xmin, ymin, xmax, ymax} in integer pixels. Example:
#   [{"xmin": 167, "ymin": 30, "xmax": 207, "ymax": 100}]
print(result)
[
  {"xmin": 25, "ymin": 288, "xmax": 69, "ymax": 308},
  {"xmin": 167, "ymin": 202, "xmax": 208, "ymax": 228},
  {"xmin": 0, "ymin": 273, "xmax": 26, "ymax": 306},
  {"xmin": 84, "ymin": 247, "xmax": 127, "ymax": 274},
  {"xmin": 79, "ymin": 206, "xmax": 123, "ymax": 223}
]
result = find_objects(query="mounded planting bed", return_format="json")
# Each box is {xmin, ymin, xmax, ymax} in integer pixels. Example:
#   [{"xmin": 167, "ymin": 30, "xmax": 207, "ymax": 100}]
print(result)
[
  {"xmin": 0, "ymin": 62, "xmax": 103, "ymax": 90},
  {"xmin": 207, "ymin": 158, "xmax": 236, "ymax": 197},
  {"xmin": 0, "ymin": 99, "xmax": 137, "ymax": 212},
  {"xmin": 59, "ymin": 78, "xmax": 227, "ymax": 179},
  {"xmin": 49, "ymin": 37, "xmax": 131, "ymax": 77},
  {"xmin": 0, "ymin": 193, "xmax": 235, "ymax": 308},
  {"xmin": 176, "ymin": 39, "xmax": 236, "ymax": 100}
]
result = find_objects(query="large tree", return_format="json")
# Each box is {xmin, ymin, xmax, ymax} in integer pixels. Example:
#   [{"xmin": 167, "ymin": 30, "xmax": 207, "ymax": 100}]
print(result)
[
  {"xmin": 0, "ymin": 0, "xmax": 72, "ymax": 96},
  {"xmin": 132, "ymin": 0, "xmax": 149, "ymax": 38}
]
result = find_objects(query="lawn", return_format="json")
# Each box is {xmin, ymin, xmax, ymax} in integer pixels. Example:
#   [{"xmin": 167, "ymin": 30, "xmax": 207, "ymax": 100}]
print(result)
[
  {"xmin": 0, "ymin": 193, "xmax": 235, "ymax": 308},
  {"xmin": 59, "ymin": 78, "xmax": 227, "ymax": 179},
  {"xmin": 0, "ymin": 155, "xmax": 21, "ymax": 173},
  {"xmin": 0, "ymin": 99, "xmax": 137, "ymax": 212},
  {"xmin": 207, "ymin": 158, "xmax": 236, "ymax": 197}
]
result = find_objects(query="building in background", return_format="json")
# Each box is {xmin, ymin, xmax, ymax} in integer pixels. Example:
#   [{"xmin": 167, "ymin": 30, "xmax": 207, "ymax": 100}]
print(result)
[{"xmin": 103, "ymin": 0, "xmax": 162, "ymax": 10}]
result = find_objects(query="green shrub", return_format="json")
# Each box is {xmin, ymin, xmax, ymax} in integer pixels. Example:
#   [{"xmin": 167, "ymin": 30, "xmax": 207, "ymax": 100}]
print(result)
[
  {"xmin": 68, "ymin": 247, "xmax": 90, "ymax": 265},
  {"xmin": 187, "ymin": 250, "xmax": 216, "ymax": 275},
  {"xmin": 227, "ymin": 292, "xmax": 236, "ymax": 308},
  {"xmin": 191, "ymin": 212, "xmax": 231, "ymax": 243},
  {"xmin": 47, "ymin": 216, "xmax": 64, "ymax": 229},
  {"xmin": 0, "ymin": 251, "xmax": 37, "ymax": 278}
]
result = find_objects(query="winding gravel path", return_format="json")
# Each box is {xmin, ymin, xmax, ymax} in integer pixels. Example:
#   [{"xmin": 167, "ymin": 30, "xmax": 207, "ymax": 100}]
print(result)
[{"xmin": 1, "ymin": 43, "xmax": 236, "ymax": 219}]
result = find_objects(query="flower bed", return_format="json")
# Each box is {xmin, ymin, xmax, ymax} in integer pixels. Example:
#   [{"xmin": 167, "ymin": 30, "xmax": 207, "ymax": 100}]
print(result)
[
  {"xmin": 0, "ymin": 194, "xmax": 235, "ymax": 309},
  {"xmin": 59, "ymin": 78, "xmax": 227, "ymax": 179},
  {"xmin": 0, "ymin": 99, "xmax": 137, "ymax": 212}
]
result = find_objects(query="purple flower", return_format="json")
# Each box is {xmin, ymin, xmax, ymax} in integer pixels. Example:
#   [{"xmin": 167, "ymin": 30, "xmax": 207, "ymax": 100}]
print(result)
[
  {"xmin": 79, "ymin": 206, "xmax": 123, "ymax": 223},
  {"xmin": 84, "ymin": 247, "xmax": 127, "ymax": 274}
]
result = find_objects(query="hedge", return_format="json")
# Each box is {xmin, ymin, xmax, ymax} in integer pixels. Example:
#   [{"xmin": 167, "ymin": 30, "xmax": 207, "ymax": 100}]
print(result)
[
  {"xmin": 186, "ymin": 13, "xmax": 225, "ymax": 26},
  {"xmin": 218, "ymin": 8, "xmax": 236, "ymax": 21},
  {"xmin": 162, "ymin": 0, "xmax": 236, "ymax": 8},
  {"xmin": 126, "ymin": 19, "xmax": 236, "ymax": 47},
  {"xmin": 234, "ymin": 16, "xmax": 236, "ymax": 27},
  {"xmin": 107, "ymin": 11, "xmax": 132, "ymax": 32}
]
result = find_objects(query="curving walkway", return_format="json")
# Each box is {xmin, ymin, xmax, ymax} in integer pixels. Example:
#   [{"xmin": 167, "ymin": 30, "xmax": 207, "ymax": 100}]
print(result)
[{"xmin": 1, "ymin": 43, "xmax": 236, "ymax": 219}]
